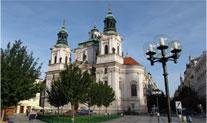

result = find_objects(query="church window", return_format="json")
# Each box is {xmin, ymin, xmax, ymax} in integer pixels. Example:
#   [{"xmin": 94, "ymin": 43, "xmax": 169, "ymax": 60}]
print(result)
[
  {"xmin": 104, "ymin": 68, "xmax": 108, "ymax": 74},
  {"xmin": 117, "ymin": 46, "xmax": 120, "ymax": 55},
  {"xmin": 112, "ymin": 47, "xmax": 116, "ymax": 54},
  {"xmin": 131, "ymin": 103, "xmax": 135, "ymax": 110},
  {"xmin": 83, "ymin": 53, "xmax": 86, "ymax": 61},
  {"xmin": 107, "ymin": 22, "xmax": 109, "ymax": 28},
  {"xmin": 54, "ymin": 56, "xmax": 57, "ymax": 64},
  {"xmin": 52, "ymin": 74, "xmax": 55, "ymax": 80},
  {"xmin": 104, "ymin": 45, "xmax": 108, "ymax": 54},
  {"xmin": 69, "ymin": 57, "xmax": 71, "ymax": 62},
  {"xmin": 59, "ymin": 57, "xmax": 62, "ymax": 63},
  {"xmin": 104, "ymin": 81, "xmax": 108, "ymax": 85},
  {"xmin": 65, "ymin": 56, "xmax": 68, "ymax": 63},
  {"xmin": 131, "ymin": 84, "xmax": 137, "ymax": 96}
]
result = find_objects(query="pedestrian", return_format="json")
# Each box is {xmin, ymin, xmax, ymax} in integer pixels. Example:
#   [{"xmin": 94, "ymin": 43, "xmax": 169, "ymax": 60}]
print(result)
[
  {"xmin": 28, "ymin": 108, "xmax": 37, "ymax": 123},
  {"xmin": 186, "ymin": 108, "xmax": 192, "ymax": 123},
  {"xmin": 26, "ymin": 108, "xmax": 29, "ymax": 116}
]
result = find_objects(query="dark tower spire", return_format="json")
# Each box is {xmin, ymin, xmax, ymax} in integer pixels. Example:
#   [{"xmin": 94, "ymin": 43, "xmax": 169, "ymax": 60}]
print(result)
[
  {"xmin": 103, "ymin": 5, "xmax": 117, "ymax": 33},
  {"xmin": 56, "ymin": 20, "xmax": 68, "ymax": 45}
]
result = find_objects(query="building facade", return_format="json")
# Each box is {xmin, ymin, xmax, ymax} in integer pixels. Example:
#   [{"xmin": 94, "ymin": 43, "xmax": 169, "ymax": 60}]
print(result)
[
  {"xmin": 183, "ymin": 51, "xmax": 206, "ymax": 98},
  {"xmin": 44, "ymin": 8, "xmax": 158, "ymax": 113}
]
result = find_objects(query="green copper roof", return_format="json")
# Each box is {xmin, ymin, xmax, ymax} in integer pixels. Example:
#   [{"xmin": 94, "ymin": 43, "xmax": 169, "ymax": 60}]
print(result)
[
  {"xmin": 91, "ymin": 25, "xmax": 99, "ymax": 32},
  {"xmin": 104, "ymin": 7, "xmax": 117, "ymax": 33},
  {"xmin": 56, "ymin": 20, "xmax": 68, "ymax": 46},
  {"xmin": 78, "ymin": 39, "xmax": 99, "ymax": 46},
  {"xmin": 105, "ymin": 6, "xmax": 115, "ymax": 20}
]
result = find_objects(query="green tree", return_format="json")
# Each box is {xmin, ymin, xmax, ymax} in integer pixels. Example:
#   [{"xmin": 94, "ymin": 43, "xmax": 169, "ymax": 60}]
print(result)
[
  {"xmin": 174, "ymin": 86, "xmax": 199, "ymax": 111},
  {"xmin": 102, "ymin": 83, "xmax": 115, "ymax": 114},
  {"xmin": 85, "ymin": 81, "xmax": 97, "ymax": 113},
  {"xmin": 46, "ymin": 80, "xmax": 68, "ymax": 116},
  {"xmin": 59, "ymin": 64, "xmax": 93, "ymax": 122},
  {"xmin": 1, "ymin": 40, "xmax": 42, "ymax": 120},
  {"xmin": 90, "ymin": 82, "xmax": 115, "ymax": 114},
  {"xmin": 95, "ymin": 82, "xmax": 104, "ymax": 114}
]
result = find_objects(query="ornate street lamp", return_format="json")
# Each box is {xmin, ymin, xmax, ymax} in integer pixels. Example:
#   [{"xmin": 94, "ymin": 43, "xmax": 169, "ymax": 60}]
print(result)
[
  {"xmin": 152, "ymin": 89, "xmax": 162, "ymax": 123},
  {"xmin": 145, "ymin": 35, "xmax": 182, "ymax": 123}
]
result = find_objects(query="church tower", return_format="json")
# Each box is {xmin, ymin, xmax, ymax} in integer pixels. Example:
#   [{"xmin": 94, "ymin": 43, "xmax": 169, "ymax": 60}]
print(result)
[
  {"xmin": 46, "ymin": 21, "xmax": 71, "ymax": 90},
  {"xmin": 97, "ymin": 7, "xmax": 123, "ymax": 64},
  {"xmin": 95, "ymin": 7, "xmax": 124, "ymax": 113}
]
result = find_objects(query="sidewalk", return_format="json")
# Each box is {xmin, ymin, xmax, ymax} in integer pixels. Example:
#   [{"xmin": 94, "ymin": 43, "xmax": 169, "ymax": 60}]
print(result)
[
  {"xmin": 8, "ymin": 114, "xmax": 45, "ymax": 123},
  {"xmin": 103, "ymin": 115, "xmax": 206, "ymax": 123}
]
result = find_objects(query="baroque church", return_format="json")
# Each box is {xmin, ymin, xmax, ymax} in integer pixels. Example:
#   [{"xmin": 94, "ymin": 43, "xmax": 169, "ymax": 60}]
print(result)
[{"xmin": 45, "ymin": 8, "xmax": 157, "ymax": 113}]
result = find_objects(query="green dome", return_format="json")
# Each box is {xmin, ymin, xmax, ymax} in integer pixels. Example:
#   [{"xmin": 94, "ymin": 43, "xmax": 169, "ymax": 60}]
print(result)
[
  {"xmin": 91, "ymin": 25, "xmax": 99, "ymax": 32},
  {"xmin": 105, "ymin": 10, "xmax": 115, "ymax": 20},
  {"xmin": 103, "ymin": 7, "xmax": 117, "ymax": 33},
  {"xmin": 56, "ymin": 20, "xmax": 68, "ymax": 46}
]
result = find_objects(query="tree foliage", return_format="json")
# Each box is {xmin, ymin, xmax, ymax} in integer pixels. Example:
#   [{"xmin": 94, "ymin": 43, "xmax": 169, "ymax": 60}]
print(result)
[
  {"xmin": 1, "ymin": 40, "xmax": 42, "ymax": 108},
  {"xmin": 59, "ymin": 64, "xmax": 93, "ymax": 107},
  {"xmin": 102, "ymin": 83, "xmax": 115, "ymax": 108},
  {"xmin": 47, "ymin": 80, "xmax": 68, "ymax": 115},
  {"xmin": 173, "ymin": 86, "xmax": 200, "ymax": 111},
  {"xmin": 87, "ymin": 82, "xmax": 115, "ymax": 113}
]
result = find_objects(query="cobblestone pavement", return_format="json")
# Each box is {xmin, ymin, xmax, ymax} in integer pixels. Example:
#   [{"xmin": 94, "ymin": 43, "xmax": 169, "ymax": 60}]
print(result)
[
  {"xmin": 103, "ymin": 115, "xmax": 206, "ymax": 123},
  {"xmin": 9, "ymin": 114, "xmax": 45, "ymax": 123}
]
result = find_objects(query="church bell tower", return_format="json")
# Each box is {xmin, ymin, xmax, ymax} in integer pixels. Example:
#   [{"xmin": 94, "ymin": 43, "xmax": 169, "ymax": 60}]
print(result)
[{"xmin": 46, "ymin": 20, "xmax": 71, "ymax": 89}]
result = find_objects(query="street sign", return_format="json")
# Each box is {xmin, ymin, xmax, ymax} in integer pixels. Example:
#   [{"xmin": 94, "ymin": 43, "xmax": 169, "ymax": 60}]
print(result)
[{"xmin": 175, "ymin": 101, "xmax": 182, "ymax": 109}]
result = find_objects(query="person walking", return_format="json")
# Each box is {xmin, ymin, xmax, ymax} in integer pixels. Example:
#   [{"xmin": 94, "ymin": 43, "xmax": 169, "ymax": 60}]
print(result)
[
  {"xmin": 186, "ymin": 108, "xmax": 192, "ymax": 123},
  {"xmin": 28, "ymin": 108, "xmax": 37, "ymax": 123}
]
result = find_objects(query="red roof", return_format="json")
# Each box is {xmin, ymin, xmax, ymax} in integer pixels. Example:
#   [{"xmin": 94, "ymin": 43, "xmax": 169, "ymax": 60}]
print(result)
[{"xmin": 124, "ymin": 57, "xmax": 141, "ymax": 65}]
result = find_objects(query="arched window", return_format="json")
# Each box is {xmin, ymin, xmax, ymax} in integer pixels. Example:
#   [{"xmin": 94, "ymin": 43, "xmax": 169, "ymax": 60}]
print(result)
[
  {"xmin": 131, "ymin": 84, "xmax": 137, "ymax": 96},
  {"xmin": 104, "ymin": 68, "xmax": 108, "ymax": 74},
  {"xmin": 83, "ymin": 53, "xmax": 86, "ymax": 61},
  {"xmin": 59, "ymin": 57, "xmax": 62, "ymax": 63},
  {"xmin": 54, "ymin": 56, "xmax": 57, "ymax": 64},
  {"xmin": 104, "ymin": 45, "xmax": 108, "ymax": 54},
  {"xmin": 65, "ymin": 56, "xmax": 68, "ymax": 63},
  {"xmin": 112, "ymin": 47, "xmax": 116, "ymax": 54},
  {"xmin": 117, "ymin": 46, "xmax": 120, "ymax": 55},
  {"xmin": 104, "ymin": 81, "xmax": 108, "ymax": 85}
]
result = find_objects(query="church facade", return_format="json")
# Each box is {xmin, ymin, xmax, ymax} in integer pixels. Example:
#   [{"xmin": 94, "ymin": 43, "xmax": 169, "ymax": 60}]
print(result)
[{"xmin": 45, "ymin": 8, "xmax": 157, "ymax": 113}]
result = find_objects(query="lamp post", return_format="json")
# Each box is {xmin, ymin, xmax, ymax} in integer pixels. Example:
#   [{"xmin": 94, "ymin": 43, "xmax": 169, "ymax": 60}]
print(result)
[
  {"xmin": 145, "ymin": 36, "xmax": 182, "ymax": 123},
  {"xmin": 152, "ymin": 89, "xmax": 162, "ymax": 123}
]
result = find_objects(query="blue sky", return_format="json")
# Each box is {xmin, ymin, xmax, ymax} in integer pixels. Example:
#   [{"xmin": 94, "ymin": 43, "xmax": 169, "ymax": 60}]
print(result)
[{"xmin": 1, "ymin": 0, "xmax": 206, "ymax": 96}]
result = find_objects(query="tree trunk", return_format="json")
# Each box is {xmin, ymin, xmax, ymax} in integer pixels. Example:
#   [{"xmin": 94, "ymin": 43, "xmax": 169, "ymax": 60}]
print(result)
[
  {"xmin": 88, "ymin": 105, "xmax": 91, "ymax": 123},
  {"xmin": 61, "ymin": 107, "xmax": 63, "ymax": 115},
  {"xmin": 74, "ymin": 102, "xmax": 79, "ymax": 112},
  {"xmin": 99, "ymin": 107, "xmax": 101, "ymax": 115},
  {"xmin": 89, "ymin": 105, "xmax": 91, "ymax": 116},
  {"xmin": 58, "ymin": 107, "xmax": 59, "ymax": 117},
  {"xmin": 72, "ymin": 104, "xmax": 75, "ymax": 123}
]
